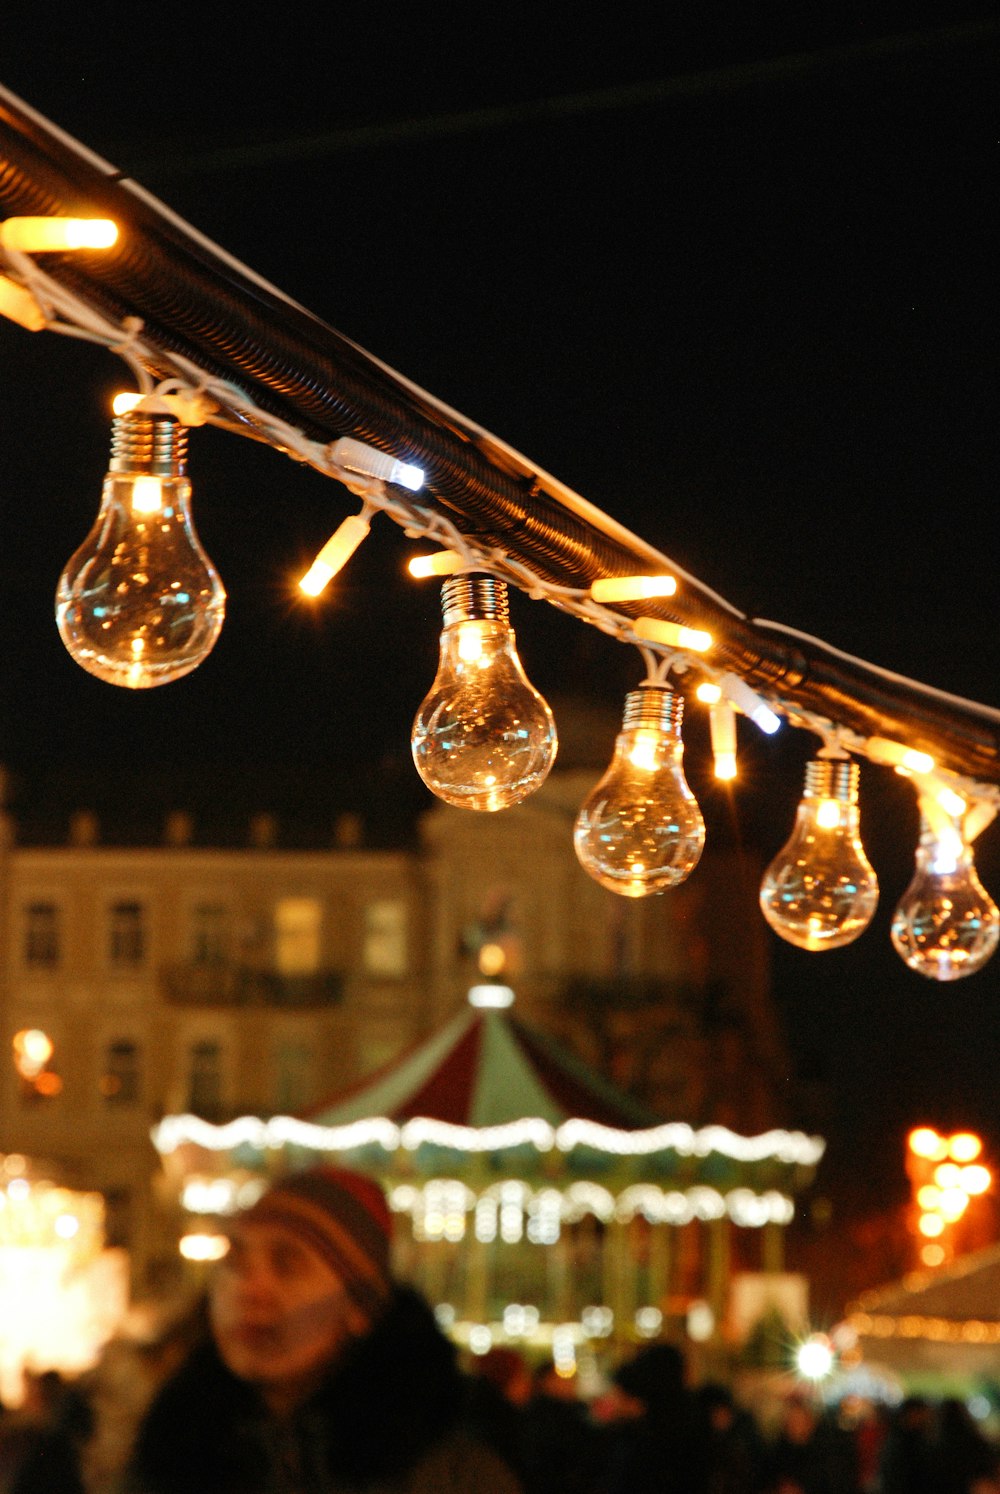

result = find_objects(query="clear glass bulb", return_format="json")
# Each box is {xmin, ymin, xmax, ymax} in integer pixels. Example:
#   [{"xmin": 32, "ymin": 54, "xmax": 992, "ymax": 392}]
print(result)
[
  {"xmin": 759, "ymin": 758, "xmax": 879, "ymax": 950},
  {"xmin": 55, "ymin": 413, "xmax": 226, "ymax": 688},
  {"xmin": 411, "ymin": 574, "xmax": 557, "ymax": 811},
  {"xmin": 573, "ymin": 683, "xmax": 705, "ymax": 897},
  {"xmin": 891, "ymin": 816, "xmax": 999, "ymax": 981}
]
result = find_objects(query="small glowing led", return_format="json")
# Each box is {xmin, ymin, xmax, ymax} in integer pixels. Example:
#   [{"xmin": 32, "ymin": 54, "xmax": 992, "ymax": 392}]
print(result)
[
  {"xmin": 720, "ymin": 673, "xmax": 782, "ymax": 734},
  {"xmin": 179, "ymin": 1233, "xmax": 230, "ymax": 1262},
  {"xmin": 709, "ymin": 702, "xmax": 738, "ymax": 780},
  {"xmin": 328, "ymin": 436, "xmax": 424, "ymax": 491},
  {"xmin": 130, "ymin": 476, "xmax": 163, "ymax": 514},
  {"xmin": 633, "ymin": 616, "xmax": 713, "ymax": 652},
  {"xmin": 590, "ymin": 574, "xmax": 678, "ymax": 602},
  {"xmin": 0, "ymin": 216, "xmax": 118, "ymax": 252},
  {"xmin": 938, "ymin": 787, "xmax": 968, "ymax": 818},
  {"xmin": 299, "ymin": 513, "xmax": 372, "ymax": 597},
  {"xmin": 937, "ymin": 1188, "xmax": 969, "ymax": 1222},
  {"xmin": 696, "ymin": 681, "xmax": 722, "ymax": 705},
  {"xmin": 916, "ymin": 1185, "xmax": 941, "ymax": 1210},
  {"xmin": 867, "ymin": 738, "xmax": 936, "ymax": 774},
  {"xmin": 408, "ymin": 550, "xmax": 464, "ymax": 579},
  {"xmin": 796, "ymin": 1333, "xmax": 834, "ymax": 1381},
  {"xmin": 934, "ymin": 1163, "xmax": 962, "ymax": 1189},
  {"xmin": 54, "ymin": 1213, "xmax": 80, "ymax": 1239},
  {"xmin": 13, "ymin": 1029, "xmax": 54, "ymax": 1078},
  {"xmin": 477, "ymin": 943, "xmax": 507, "ymax": 977},
  {"xmin": 919, "ymin": 1212, "xmax": 945, "ymax": 1238},
  {"xmin": 468, "ymin": 983, "xmax": 515, "ymax": 1009}
]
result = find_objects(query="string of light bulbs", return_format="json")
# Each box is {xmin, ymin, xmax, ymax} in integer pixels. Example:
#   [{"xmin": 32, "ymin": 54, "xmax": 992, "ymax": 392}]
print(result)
[{"xmin": 2, "ymin": 213, "xmax": 999, "ymax": 980}]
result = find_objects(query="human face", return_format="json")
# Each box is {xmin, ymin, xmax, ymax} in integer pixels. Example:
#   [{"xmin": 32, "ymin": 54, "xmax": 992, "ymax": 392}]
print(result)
[{"xmin": 210, "ymin": 1219, "xmax": 366, "ymax": 1414}]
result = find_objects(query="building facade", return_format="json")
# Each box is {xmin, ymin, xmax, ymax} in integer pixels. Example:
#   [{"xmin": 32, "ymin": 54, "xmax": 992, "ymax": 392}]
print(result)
[{"xmin": 0, "ymin": 767, "xmax": 791, "ymax": 1297}]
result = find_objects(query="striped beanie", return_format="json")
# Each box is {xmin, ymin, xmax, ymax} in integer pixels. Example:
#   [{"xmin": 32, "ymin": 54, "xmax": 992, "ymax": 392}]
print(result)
[{"xmin": 241, "ymin": 1166, "xmax": 393, "ymax": 1316}]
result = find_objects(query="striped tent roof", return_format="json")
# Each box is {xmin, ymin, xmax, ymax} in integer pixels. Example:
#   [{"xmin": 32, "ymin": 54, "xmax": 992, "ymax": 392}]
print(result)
[{"xmin": 306, "ymin": 1002, "xmax": 659, "ymax": 1132}]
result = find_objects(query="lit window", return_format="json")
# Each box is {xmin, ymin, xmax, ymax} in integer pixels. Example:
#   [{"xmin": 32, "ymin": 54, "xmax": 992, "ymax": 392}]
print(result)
[
  {"xmin": 109, "ymin": 901, "xmax": 146, "ymax": 968},
  {"xmin": 363, "ymin": 900, "xmax": 408, "ymax": 978},
  {"xmin": 190, "ymin": 903, "xmax": 230, "ymax": 964},
  {"xmin": 24, "ymin": 902, "xmax": 60, "ymax": 968},
  {"xmin": 100, "ymin": 1039, "xmax": 140, "ymax": 1104},
  {"xmin": 274, "ymin": 898, "xmax": 322, "ymax": 976}
]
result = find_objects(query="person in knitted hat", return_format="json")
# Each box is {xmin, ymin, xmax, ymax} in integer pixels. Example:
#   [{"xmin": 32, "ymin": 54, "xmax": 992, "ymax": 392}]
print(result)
[{"xmin": 123, "ymin": 1166, "xmax": 523, "ymax": 1494}]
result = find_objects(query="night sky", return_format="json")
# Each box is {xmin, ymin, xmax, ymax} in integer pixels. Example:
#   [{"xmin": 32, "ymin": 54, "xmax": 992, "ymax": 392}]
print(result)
[{"xmin": 2, "ymin": 7, "xmax": 999, "ymax": 1234}]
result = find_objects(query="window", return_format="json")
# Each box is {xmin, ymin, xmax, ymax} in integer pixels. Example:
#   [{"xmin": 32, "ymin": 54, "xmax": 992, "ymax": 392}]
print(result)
[
  {"xmin": 24, "ymin": 902, "xmax": 60, "ymax": 968},
  {"xmin": 100, "ymin": 1039, "xmax": 140, "ymax": 1104},
  {"xmin": 187, "ymin": 1038, "xmax": 224, "ymax": 1118},
  {"xmin": 363, "ymin": 899, "xmax": 408, "ymax": 978},
  {"xmin": 190, "ymin": 902, "xmax": 230, "ymax": 964},
  {"xmin": 274, "ymin": 898, "xmax": 322, "ymax": 976},
  {"xmin": 108, "ymin": 901, "xmax": 146, "ymax": 968},
  {"xmin": 273, "ymin": 1039, "xmax": 312, "ymax": 1112}
]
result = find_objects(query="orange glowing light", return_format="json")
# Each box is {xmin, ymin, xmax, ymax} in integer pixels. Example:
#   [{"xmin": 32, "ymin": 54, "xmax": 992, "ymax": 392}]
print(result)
[
  {"xmin": 918, "ymin": 1212, "xmax": 945, "ymax": 1238},
  {"xmin": 949, "ymin": 1132, "xmax": 983, "ymax": 1162},
  {"xmin": 908, "ymin": 1127, "xmax": 945, "ymax": 1160}
]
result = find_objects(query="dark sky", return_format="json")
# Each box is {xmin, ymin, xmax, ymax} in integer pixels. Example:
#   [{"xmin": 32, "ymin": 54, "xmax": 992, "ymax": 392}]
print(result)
[{"xmin": 2, "ymin": 7, "xmax": 999, "ymax": 1223}]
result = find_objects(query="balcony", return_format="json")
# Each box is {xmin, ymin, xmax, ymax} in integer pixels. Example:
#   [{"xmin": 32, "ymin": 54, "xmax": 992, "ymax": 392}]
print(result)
[{"xmin": 162, "ymin": 962, "xmax": 344, "ymax": 1009}]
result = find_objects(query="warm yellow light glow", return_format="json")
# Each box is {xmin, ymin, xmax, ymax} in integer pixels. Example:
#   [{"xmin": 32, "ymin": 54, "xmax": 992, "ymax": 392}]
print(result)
[
  {"xmin": 590, "ymin": 574, "xmax": 677, "ymax": 602},
  {"xmin": 920, "ymin": 1243, "xmax": 946, "ymax": 1267},
  {"xmin": 112, "ymin": 391, "xmax": 144, "ymax": 416},
  {"xmin": 948, "ymin": 1132, "xmax": 982, "ymax": 1162},
  {"xmin": 408, "ymin": 550, "xmax": 464, "ymax": 579},
  {"xmin": 916, "ymin": 1185, "xmax": 941, "ymax": 1210},
  {"xmin": 908, "ymin": 1127, "xmax": 945, "ymax": 1160},
  {"xmin": 627, "ymin": 729, "xmax": 660, "ymax": 771},
  {"xmin": 937, "ymin": 1188, "xmax": 969, "ymax": 1222},
  {"xmin": 938, "ymin": 787, "xmax": 968, "ymax": 818},
  {"xmin": 478, "ymin": 943, "xmax": 506, "ymax": 977},
  {"xmin": 696, "ymin": 682, "xmax": 722, "ymax": 704},
  {"xmin": 918, "ymin": 1212, "xmax": 945, "ymax": 1238},
  {"xmin": 0, "ymin": 274, "xmax": 46, "ymax": 330},
  {"xmin": 961, "ymin": 1165, "xmax": 991, "ymax": 1195},
  {"xmin": 131, "ymin": 476, "xmax": 163, "ymax": 515},
  {"xmin": 867, "ymin": 738, "xmax": 935, "ymax": 774},
  {"xmin": 179, "ymin": 1233, "xmax": 230, "ymax": 1262},
  {"xmin": 0, "ymin": 217, "xmax": 118, "ymax": 252},
  {"xmin": 13, "ymin": 1030, "xmax": 54, "ymax": 1079},
  {"xmin": 816, "ymin": 799, "xmax": 841, "ymax": 830},
  {"xmin": 298, "ymin": 513, "xmax": 372, "ymax": 597},
  {"xmin": 934, "ymin": 1163, "xmax": 962, "ymax": 1189},
  {"xmin": 633, "ymin": 617, "xmax": 713, "ymax": 652},
  {"xmin": 457, "ymin": 621, "xmax": 486, "ymax": 663},
  {"xmin": 714, "ymin": 754, "xmax": 737, "ymax": 781}
]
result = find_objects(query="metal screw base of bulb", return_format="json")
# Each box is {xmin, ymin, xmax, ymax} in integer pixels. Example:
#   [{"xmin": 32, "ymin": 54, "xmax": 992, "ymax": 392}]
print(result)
[
  {"xmin": 804, "ymin": 758, "xmax": 858, "ymax": 802},
  {"xmin": 109, "ymin": 413, "xmax": 188, "ymax": 477},
  {"xmin": 441, "ymin": 574, "xmax": 509, "ymax": 627},
  {"xmin": 624, "ymin": 683, "xmax": 683, "ymax": 734}
]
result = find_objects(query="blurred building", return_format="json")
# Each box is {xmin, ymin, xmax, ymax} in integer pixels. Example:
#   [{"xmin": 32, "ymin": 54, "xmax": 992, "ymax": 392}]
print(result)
[{"xmin": 0, "ymin": 758, "xmax": 792, "ymax": 1298}]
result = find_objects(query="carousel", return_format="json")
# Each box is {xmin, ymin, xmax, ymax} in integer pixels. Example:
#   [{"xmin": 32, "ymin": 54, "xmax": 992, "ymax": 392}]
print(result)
[{"xmin": 153, "ymin": 984, "xmax": 824, "ymax": 1363}]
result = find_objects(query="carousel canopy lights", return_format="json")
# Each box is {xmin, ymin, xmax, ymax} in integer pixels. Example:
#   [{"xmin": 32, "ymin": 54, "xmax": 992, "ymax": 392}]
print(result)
[
  {"xmin": 152, "ymin": 1110, "xmax": 824, "ymax": 1166},
  {"xmin": 3, "ymin": 84, "xmax": 1000, "ymax": 979}
]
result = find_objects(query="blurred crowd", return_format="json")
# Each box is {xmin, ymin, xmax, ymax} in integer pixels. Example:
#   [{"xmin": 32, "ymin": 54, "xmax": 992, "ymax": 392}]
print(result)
[{"xmin": 3, "ymin": 1340, "xmax": 1000, "ymax": 1493}]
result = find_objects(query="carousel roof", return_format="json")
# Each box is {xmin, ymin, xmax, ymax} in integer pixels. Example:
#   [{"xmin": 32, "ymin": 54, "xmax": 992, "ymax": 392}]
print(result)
[
  {"xmin": 152, "ymin": 989, "xmax": 825, "ymax": 1172},
  {"xmin": 305, "ymin": 1000, "xmax": 658, "ymax": 1132}
]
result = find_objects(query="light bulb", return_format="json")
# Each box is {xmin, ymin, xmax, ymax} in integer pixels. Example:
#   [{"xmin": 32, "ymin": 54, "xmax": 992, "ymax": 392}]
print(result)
[
  {"xmin": 55, "ymin": 412, "xmax": 226, "ymax": 688},
  {"xmin": 759, "ymin": 758, "xmax": 878, "ymax": 950},
  {"xmin": 573, "ymin": 683, "xmax": 705, "ymax": 896},
  {"xmin": 891, "ymin": 816, "xmax": 999, "ymax": 981},
  {"xmin": 411, "ymin": 574, "xmax": 557, "ymax": 811}
]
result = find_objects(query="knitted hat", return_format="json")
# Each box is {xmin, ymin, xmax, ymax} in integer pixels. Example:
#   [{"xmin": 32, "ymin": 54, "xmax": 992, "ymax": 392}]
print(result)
[{"xmin": 240, "ymin": 1166, "xmax": 393, "ymax": 1316}]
